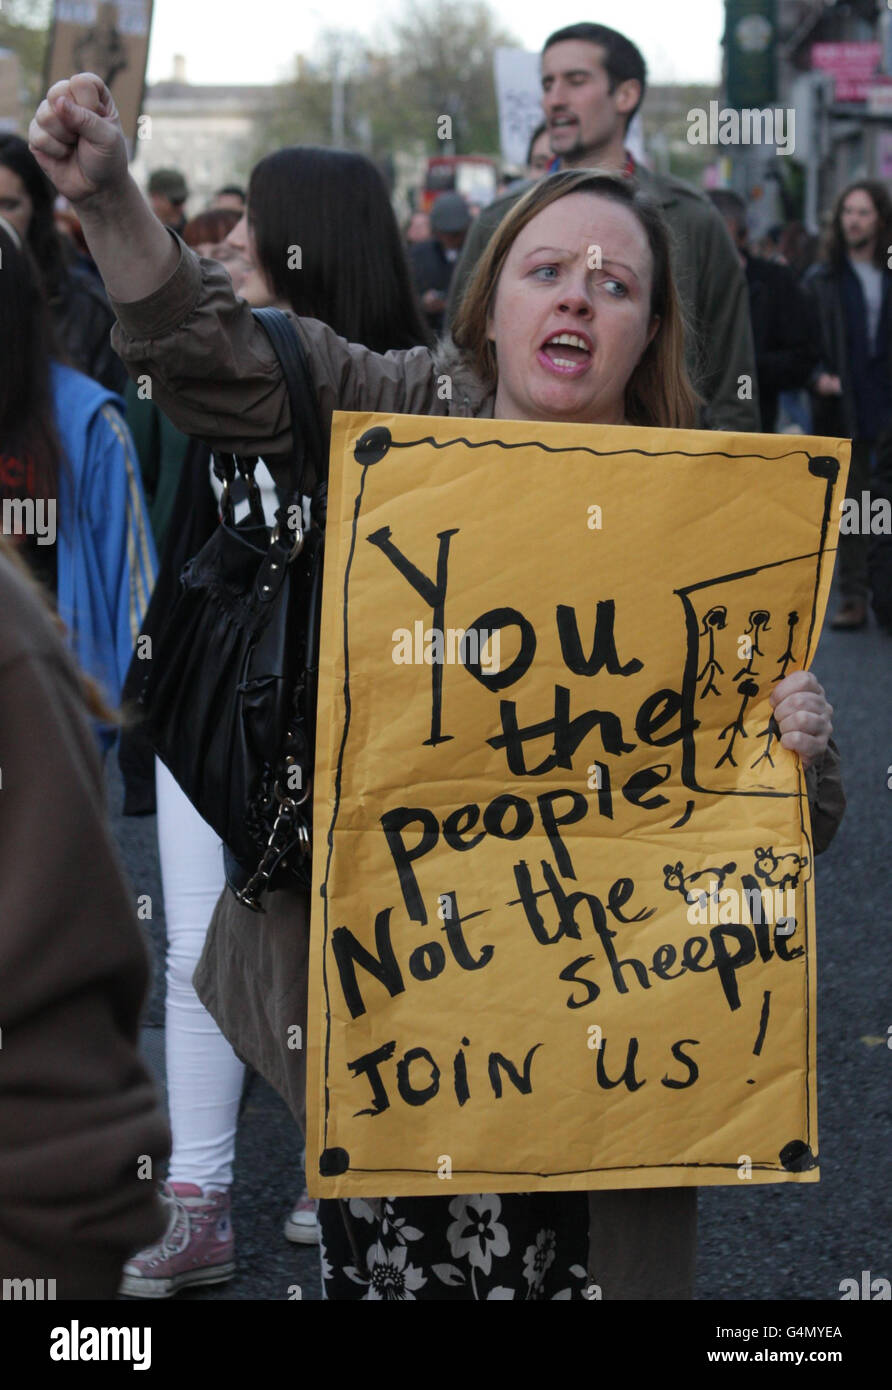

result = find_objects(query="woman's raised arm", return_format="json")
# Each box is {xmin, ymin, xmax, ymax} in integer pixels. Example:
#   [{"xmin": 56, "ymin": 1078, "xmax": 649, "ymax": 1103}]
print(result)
[
  {"xmin": 30, "ymin": 75, "xmax": 438, "ymax": 464},
  {"xmin": 28, "ymin": 72, "xmax": 178, "ymax": 302}
]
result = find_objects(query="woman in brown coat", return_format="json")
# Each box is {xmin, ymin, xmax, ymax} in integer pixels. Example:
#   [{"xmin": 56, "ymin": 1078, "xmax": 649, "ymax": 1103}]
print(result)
[{"xmin": 30, "ymin": 74, "xmax": 844, "ymax": 1300}]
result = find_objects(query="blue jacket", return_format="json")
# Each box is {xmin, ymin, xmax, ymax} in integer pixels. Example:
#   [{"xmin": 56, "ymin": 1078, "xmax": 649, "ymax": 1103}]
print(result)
[{"xmin": 52, "ymin": 363, "xmax": 157, "ymax": 742}]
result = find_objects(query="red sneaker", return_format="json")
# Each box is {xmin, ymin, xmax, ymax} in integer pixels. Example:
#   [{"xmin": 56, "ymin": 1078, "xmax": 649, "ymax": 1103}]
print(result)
[{"xmin": 119, "ymin": 1182, "xmax": 235, "ymax": 1298}]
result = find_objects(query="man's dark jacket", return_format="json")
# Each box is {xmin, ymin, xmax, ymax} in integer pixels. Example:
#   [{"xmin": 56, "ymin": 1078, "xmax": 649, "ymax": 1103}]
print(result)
[
  {"xmin": 745, "ymin": 253, "xmax": 820, "ymax": 432},
  {"xmin": 804, "ymin": 259, "xmax": 892, "ymax": 440},
  {"xmin": 805, "ymin": 258, "xmax": 892, "ymax": 630},
  {"xmin": 408, "ymin": 237, "xmax": 456, "ymax": 335}
]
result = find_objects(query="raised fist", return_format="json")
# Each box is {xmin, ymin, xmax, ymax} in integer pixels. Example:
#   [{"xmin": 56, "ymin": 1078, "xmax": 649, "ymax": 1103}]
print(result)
[{"xmin": 28, "ymin": 72, "xmax": 127, "ymax": 205}]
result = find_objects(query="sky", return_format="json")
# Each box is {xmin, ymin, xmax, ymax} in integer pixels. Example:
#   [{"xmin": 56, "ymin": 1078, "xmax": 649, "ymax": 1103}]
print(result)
[{"xmin": 145, "ymin": 0, "xmax": 725, "ymax": 87}]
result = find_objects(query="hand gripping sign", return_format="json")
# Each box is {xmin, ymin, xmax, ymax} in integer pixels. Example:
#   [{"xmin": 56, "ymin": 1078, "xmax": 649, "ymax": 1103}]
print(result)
[{"xmin": 306, "ymin": 412, "xmax": 849, "ymax": 1197}]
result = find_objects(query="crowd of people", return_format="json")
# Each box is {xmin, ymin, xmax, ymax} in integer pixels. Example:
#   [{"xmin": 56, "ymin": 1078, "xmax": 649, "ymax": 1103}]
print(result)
[{"xmin": 0, "ymin": 16, "xmax": 873, "ymax": 1301}]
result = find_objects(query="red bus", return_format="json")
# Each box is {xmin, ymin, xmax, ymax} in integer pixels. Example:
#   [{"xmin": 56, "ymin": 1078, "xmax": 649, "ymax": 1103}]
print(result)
[{"xmin": 420, "ymin": 155, "xmax": 498, "ymax": 212}]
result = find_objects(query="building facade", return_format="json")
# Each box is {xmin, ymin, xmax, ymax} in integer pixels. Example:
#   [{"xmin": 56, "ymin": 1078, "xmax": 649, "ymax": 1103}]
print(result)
[{"xmin": 129, "ymin": 55, "xmax": 277, "ymax": 211}]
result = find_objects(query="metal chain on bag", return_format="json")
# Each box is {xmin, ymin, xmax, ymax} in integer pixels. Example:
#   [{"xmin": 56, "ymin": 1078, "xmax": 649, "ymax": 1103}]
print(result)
[{"xmin": 233, "ymin": 496, "xmax": 325, "ymax": 912}]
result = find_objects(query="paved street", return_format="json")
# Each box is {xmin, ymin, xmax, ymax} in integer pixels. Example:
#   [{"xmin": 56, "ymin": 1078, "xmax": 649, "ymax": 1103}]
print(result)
[{"xmin": 109, "ymin": 601, "xmax": 892, "ymax": 1302}]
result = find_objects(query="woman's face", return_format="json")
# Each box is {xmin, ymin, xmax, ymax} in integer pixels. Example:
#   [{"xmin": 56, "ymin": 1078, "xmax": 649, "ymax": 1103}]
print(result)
[
  {"xmin": 528, "ymin": 130, "xmax": 554, "ymax": 178},
  {"xmin": 224, "ymin": 211, "xmax": 276, "ymax": 306},
  {"xmin": 487, "ymin": 192, "xmax": 659, "ymax": 426},
  {"xmin": 0, "ymin": 166, "xmax": 33, "ymax": 241}
]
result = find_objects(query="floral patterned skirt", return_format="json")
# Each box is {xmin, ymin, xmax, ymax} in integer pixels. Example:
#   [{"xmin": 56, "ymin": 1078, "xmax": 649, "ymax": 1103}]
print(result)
[{"xmin": 318, "ymin": 1192, "xmax": 591, "ymax": 1300}]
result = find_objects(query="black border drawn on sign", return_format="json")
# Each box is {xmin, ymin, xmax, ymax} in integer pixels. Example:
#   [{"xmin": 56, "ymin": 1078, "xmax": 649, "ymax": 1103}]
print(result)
[{"xmin": 317, "ymin": 427, "xmax": 839, "ymax": 1182}]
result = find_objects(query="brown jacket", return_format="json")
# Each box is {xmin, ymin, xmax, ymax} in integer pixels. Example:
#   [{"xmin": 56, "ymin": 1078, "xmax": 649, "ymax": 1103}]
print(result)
[
  {"xmin": 0, "ymin": 548, "xmax": 169, "ymax": 1298},
  {"xmin": 109, "ymin": 232, "xmax": 494, "ymax": 465}
]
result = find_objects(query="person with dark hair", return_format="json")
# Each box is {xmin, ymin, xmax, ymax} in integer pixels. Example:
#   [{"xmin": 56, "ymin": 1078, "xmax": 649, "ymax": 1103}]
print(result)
[
  {"xmin": 526, "ymin": 121, "xmax": 552, "ymax": 178},
  {"xmin": 0, "ymin": 537, "xmax": 169, "ymax": 1299},
  {"xmin": 777, "ymin": 220, "xmax": 819, "ymax": 281},
  {"xmin": 148, "ymin": 167, "xmax": 189, "ymax": 232},
  {"xmin": 409, "ymin": 192, "xmax": 472, "ymax": 335},
  {"xmin": 771, "ymin": 219, "xmax": 822, "ymax": 433},
  {"xmin": 805, "ymin": 180, "xmax": 892, "ymax": 631},
  {"xmin": 210, "ymin": 184, "xmax": 246, "ymax": 213},
  {"xmin": 447, "ymin": 22, "xmax": 759, "ymax": 433},
  {"xmin": 540, "ymin": 21, "xmax": 647, "ymax": 142},
  {"xmin": 0, "ymin": 216, "xmax": 62, "ymax": 597},
  {"xmin": 707, "ymin": 189, "xmax": 819, "ymax": 433},
  {"xmin": 224, "ymin": 145, "xmax": 430, "ymax": 351},
  {"xmin": 0, "ymin": 220, "xmax": 155, "ymax": 732},
  {"xmin": 0, "ymin": 133, "xmax": 126, "ymax": 393},
  {"xmin": 30, "ymin": 73, "xmax": 845, "ymax": 1300}
]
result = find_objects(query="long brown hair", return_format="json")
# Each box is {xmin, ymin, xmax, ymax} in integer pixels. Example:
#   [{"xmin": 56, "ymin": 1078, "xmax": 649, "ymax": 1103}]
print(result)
[
  {"xmin": 182, "ymin": 206, "xmax": 241, "ymax": 250},
  {"xmin": 823, "ymin": 179, "xmax": 892, "ymax": 272},
  {"xmin": 452, "ymin": 169, "xmax": 698, "ymax": 429}
]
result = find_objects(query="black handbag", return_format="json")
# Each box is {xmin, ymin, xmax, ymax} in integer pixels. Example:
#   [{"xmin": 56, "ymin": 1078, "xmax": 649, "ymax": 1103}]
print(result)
[{"xmin": 135, "ymin": 307, "xmax": 327, "ymax": 911}]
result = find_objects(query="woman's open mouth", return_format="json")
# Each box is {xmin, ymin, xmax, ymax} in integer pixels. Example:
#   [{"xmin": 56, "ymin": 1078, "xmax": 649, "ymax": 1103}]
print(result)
[{"xmin": 537, "ymin": 331, "xmax": 593, "ymax": 378}]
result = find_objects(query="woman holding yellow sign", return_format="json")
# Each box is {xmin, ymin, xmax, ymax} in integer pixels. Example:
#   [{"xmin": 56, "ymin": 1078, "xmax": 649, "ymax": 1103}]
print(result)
[{"xmin": 30, "ymin": 73, "xmax": 843, "ymax": 1301}]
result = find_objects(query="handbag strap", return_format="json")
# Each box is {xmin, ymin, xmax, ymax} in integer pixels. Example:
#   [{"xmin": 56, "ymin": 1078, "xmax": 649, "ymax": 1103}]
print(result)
[{"xmin": 252, "ymin": 307, "xmax": 326, "ymax": 501}]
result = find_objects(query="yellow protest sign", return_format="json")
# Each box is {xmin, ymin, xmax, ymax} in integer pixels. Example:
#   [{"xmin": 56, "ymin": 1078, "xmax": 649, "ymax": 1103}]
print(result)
[{"xmin": 306, "ymin": 412, "xmax": 849, "ymax": 1198}]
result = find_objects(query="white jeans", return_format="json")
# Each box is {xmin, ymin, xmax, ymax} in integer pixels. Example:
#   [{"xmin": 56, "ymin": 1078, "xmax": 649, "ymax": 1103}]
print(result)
[{"xmin": 155, "ymin": 757, "xmax": 245, "ymax": 1189}]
